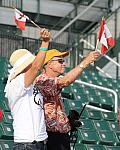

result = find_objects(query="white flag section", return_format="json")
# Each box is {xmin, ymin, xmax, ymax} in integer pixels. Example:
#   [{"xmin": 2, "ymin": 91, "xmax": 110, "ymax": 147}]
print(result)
[
  {"xmin": 100, "ymin": 28, "xmax": 108, "ymax": 49},
  {"xmin": 14, "ymin": 8, "xmax": 26, "ymax": 30},
  {"xmin": 97, "ymin": 18, "xmax": 115, "ymax": 55}
]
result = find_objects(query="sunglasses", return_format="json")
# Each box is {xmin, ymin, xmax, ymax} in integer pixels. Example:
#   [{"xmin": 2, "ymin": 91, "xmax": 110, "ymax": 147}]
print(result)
[{"xmin": 51, "ymin": 59, "xmax": 65, "ymax": 64}]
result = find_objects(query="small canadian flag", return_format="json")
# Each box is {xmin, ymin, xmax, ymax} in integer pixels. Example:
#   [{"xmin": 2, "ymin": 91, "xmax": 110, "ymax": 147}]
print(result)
[
  {"xmin": 96, "ymin": 17, "xmax": 115, "ymax": 55},
  {"xmin": 14, "ymin": 8, "xmax": 26, "ymax": 30}
]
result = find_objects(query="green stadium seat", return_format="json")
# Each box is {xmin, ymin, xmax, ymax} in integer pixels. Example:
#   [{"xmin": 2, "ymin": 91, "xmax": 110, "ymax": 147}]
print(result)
[
  {"xmin": 87, "ymin": 109, "xmax": 102, "ymax": 120},
  {"xmin": 77, "ymin": 130, "xmax": 99, "ymax": 144},
  {"xmin": 98, "ymin": 130, "xmax": 119, "ymax": 146},
  {"xmin": 84, "ymin": 87, "xmax": 98, "ymax": 97},
  {"xmin": 81, "ymin": 119, "xmax": 94, "ymax": 130},
  {"xmin": 108, "ymin": 121, "xmax": 120, "ymax": 131},
  {"xmin": 71, "ymin": 83, "xmax": 87, "ymax": 101},
  {"xmin": 93, "ymin": 120, "xmax": 110, "ymax": 131},
  {"xmin": 2, "ymin": 111, "xmax": 13, "ymax": 124},
  {"xmin": 88, "ymin": 95, "xmax": 101, "ymax": 107},
  {"xmin": 0, "ymin": 99, "xmax": 10, "ymax": 112},
  {"xmin": 102, "ymin": 112, "xmax": 117, "ymax": 121},
  {"xmin": 85, "ymin": 144, "xmax": 106, "ymax": 150},
  {"xmin": 64, "ymin": 99, "xmax": 83, "ymax": 110},
  {"xmin": 0, "ymin": 140, "xmax": 13, "ymax": 150},
  {"xmin": 100, "ymin": 96, "xmax": 114, "ymax": 111},
  {"xmin": 0, "ymin": 123, "xmax": 13, "ymax": 139},
  {"xmin": 96, "ymin": 90, "xmax": 109, "ymax": 97}
]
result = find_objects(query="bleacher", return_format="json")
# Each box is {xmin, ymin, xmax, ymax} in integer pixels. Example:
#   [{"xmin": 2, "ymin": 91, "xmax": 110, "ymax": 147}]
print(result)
[
  {"xmin": 62, "ymin": 68, "xmax": 120, "ymax": 150},
  {"xmin": 0, "ymin": 57, "xmax": 14, "ymax": 149},
  {"xmin": 0, "ymin": 56, "xmax": 120, "ymax": 150}
]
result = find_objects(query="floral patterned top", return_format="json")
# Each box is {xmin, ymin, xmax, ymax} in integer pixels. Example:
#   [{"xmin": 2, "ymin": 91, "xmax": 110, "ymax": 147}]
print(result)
[{"xmin": 35, "ymin": 73, "xmax": 71, "ymax": 133}]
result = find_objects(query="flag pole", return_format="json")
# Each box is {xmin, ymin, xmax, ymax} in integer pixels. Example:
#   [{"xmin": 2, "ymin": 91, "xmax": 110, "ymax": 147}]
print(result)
[
  {"xmin": 28, "ymin": 19, "xmax": 41, "ymax": 30},
  {"xmin": 95, "ymin": 39, "xmax": 99, "ymax": 51}
]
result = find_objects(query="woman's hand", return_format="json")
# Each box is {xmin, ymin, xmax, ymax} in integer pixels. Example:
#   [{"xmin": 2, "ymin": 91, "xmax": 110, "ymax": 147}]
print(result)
[{"xmin": 40, "ymin": 28, "xmax": 51, "ymax": 42}]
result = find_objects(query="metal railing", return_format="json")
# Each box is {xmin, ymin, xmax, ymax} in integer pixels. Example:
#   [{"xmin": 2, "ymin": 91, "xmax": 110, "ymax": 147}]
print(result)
[
  {"xmin": 0, "ymin": 33, "xmax": 69, "ymax": 58},
  {"xmin": 0, "ymin": 33, "xmax": 40, "ymax": 58},
  {"xmin": 53, "ymin": 0, "xmax": 99, "ymax": 40},
  {"xmin": 0, "ymin": 0, "xmax": 22, "ymax": 9},
  {"xmin": 76, "ymin": 79, "xmax": 118, "ymax": 113}
]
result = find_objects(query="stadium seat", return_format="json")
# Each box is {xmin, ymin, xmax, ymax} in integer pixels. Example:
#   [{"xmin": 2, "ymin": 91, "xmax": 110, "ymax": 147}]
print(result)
[
  {"xmin": 93, "ymin": 120, "xmax": 110, "ymax": 131},
  {"xmin": 101, "ymin": 112, "xmax": 117, "ymax": 121},
  {"xmin": 96, "ymin": 90, "xmax": 110, "ymax": 97},
  {"xmin": 0, "ymin": 140, "xmax": 13, "ymax": 150},
  {"xmin": 84, "ymin": 87, "xmax": 98, "ymax": 97},
  {"xmin": 0, "ymin": 123, "xmax": 13, "ymax": 139},
  {"xmin": 100, "ymin": 96, "xmax": 114, "ymax": 111},
  {"xmin": 2, "ymin": 111, "xmax": 13, "ymax": 124},
  {"xmin": 64, "ymin": 98, "xmax": 83, "ymax": 110},
  {"xmin": 71, "ymin": 83, "xmax": 87, "ymax": 101},
  {"xmin": 77, "ymin": 130, "xmax": 99, "ymax": 144},
  {"xmin": 88, "ymin": 95, "xmax": 101, "ymax": 107},
  {"xmin": 98, "ymin": 130, "xmax": 119, "ymax": 146},
  {"xmin": 87, "ymin": 109, "xmax": 102, "ymax": 120},
  {"xmin": 81, "ymin": 119, "xmax": 94, "ymax": 130},
  {"xmin": 108, "ymin": 121, "xmax": 120, "ymax": 132},
  {"xmin": 0, "ymin": 99, "xmax": 10, "ymax": 112}
]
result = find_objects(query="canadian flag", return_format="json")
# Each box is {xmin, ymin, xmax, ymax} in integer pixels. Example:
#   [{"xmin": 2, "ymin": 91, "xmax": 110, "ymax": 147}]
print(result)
[
  {"xmin": 14, "ymin": 8, "xmax": 26, "ymax": 30},
  {"xmin": 97, "ymin": 18, "xmax": 115, "ymax": 55}
]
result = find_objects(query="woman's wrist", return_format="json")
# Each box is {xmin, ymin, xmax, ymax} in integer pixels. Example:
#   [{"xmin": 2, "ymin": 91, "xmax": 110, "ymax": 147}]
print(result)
[
  {"xmin": 39, "ymin": 47, "xmax": 48, "ymax": 51},
  {"xmin": 41, "ymin": 38, "xmax": 50, "ymax": 43}
]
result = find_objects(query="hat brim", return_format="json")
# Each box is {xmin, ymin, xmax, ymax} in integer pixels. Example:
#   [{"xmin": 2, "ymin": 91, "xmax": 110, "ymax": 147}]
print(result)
[
  {"xmin": 10, "ymin": 55, "xmax": 35, "ymax": 80},
  {"xmin": 44, "ymin": 51, "xmax": 69, "ymax": 65}
]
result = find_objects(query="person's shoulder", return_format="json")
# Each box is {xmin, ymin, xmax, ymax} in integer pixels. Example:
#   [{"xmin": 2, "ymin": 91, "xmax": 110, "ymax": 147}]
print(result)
[{"xmin": 10, "ymin": 73, "xmax": 25, "ymax": 88}]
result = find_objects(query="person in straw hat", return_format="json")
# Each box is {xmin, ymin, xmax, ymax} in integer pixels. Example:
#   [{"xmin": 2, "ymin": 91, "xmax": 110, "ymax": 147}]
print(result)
[
  {"xmin": 4, "ymin": 28, "xmax": 51, "ymax": 150},
  {"xmin": 35, "ymin": 49, "xmax": 100, "ymax": 150}
]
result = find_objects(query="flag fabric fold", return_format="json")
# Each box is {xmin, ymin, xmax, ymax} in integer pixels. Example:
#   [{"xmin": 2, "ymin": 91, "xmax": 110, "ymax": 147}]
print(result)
[
  {"xmin": 14, "ymin": 8, "xmax": 27, "ymax": 30},
  {"xmin": 97, "ymin": 18, "xmax": 115, "ymax": 55}
]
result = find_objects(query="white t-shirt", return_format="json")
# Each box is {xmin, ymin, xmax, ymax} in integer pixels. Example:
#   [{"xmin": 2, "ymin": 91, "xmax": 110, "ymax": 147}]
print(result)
[{"xmin": 6, "ymin": 73, "xmax": 47, "ymax": 143}]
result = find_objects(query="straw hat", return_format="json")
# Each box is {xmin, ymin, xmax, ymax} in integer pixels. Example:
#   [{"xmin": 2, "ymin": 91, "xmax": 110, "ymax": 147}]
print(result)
[
  {"xmin": 9, "ymin": 49, "xmax": 35, "ymax": 80},
  {"xmin": 44, "ymin": 49, "xmax": 69, "ymax": 65}
]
